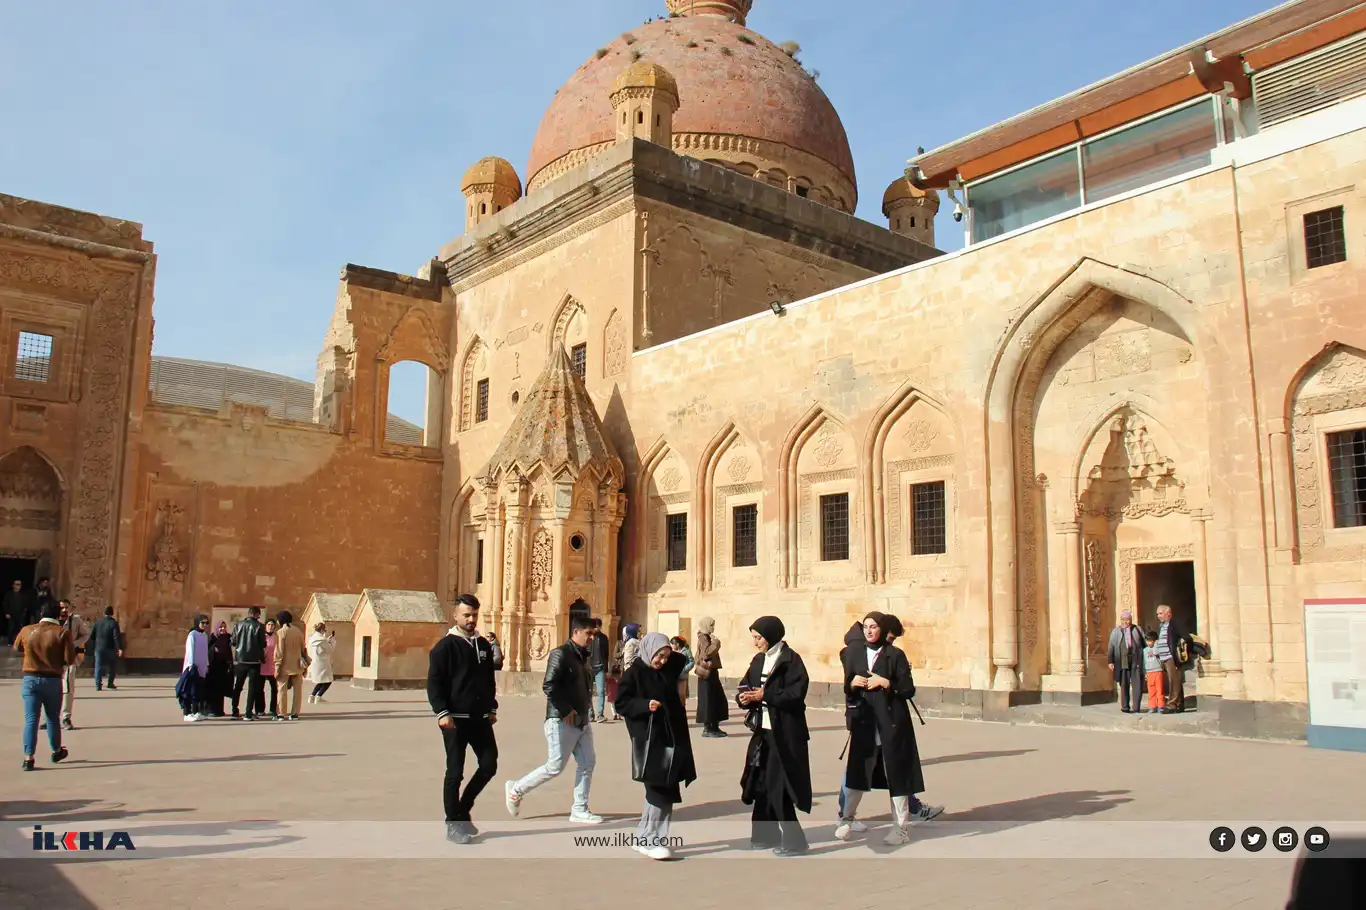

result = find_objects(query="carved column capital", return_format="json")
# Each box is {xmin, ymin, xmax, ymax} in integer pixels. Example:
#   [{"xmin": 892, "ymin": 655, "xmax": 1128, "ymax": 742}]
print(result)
[{"xmin": 1053, "ymin": 519, "xmax": 1082, "ymax": 535}]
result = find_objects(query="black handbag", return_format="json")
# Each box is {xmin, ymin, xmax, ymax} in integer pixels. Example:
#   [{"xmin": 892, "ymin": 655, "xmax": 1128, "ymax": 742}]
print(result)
[{"xmin": 631, "ymin": 713, "xmax": 676, "ymax": 784}]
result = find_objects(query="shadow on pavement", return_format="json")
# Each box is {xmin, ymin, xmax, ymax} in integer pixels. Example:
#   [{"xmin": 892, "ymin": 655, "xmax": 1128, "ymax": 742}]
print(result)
[
  {"xmin": 54, "ymin": 752, "xmax": 344, "ymax": 769},
  {"xmin": 923, "ymin": 748, "xmax": 1036, "ymax": 766},
  {"xmin": 0, "ymin": 861, "xmax": 100, "ymax": 910},
  {"xmin": 0, "ymin": 799, "xmax": 192, "ymax": 825}
]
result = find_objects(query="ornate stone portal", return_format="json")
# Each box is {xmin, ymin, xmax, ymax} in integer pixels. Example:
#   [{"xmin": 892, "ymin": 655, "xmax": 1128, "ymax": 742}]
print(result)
[{"xmin": 477, "ymin": 347, "xmax": 626, "ymax": 670}]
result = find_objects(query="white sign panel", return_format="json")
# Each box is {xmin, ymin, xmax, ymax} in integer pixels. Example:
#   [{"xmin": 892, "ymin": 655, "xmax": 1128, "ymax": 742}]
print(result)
[{"xmin": 1304, "ymin": 599, "xmax": 1366, "ymax": 731}]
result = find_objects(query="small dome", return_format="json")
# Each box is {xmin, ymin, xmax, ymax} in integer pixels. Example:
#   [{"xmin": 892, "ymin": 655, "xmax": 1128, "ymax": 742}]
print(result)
[
  {"xmin": 665, "ymin": 0, "xmax": 752, "ymax": 25},
  {"xmin": 611, "ymin": 61, "xmax": 680, "ymax": 103},
  {"xmin": 461, "ymin": 157, "xmax": 522, "ymax": 196},
  {"xmin": 882, "ymin": 177, "xmax": 939, "ymax": 215}
]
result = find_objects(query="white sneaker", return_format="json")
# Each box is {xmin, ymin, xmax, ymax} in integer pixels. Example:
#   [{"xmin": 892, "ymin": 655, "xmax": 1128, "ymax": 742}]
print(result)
[
  {"xmin": 308, "ymin": 695, "xmax": 317, "ymax": 704},
  {"xmin": 883, "ymin": 826, "xmax": 910, "ymax": 846},
  {"xmin": 184, "ymin": 714, "xmax": 201, "ymax": 722},
  {"xmin": 909, "ymin": 804, "xmax": 944, "ymax": 826},
  {"xmin": 568, "ymin": 810, "xmax": 604, "ymax": 825},
  {"xmin": 645, "ymin": 844, "xmax": 674, "ymax": 860},
  {"xmin": 849, "ymin": 819, "xmax": 868, "ymax": 833},
  {"xmin": 834, "ymin": 818, "xmax": 855, "ymax": 840},
  {"xmin": 504, "ymin": 781, "xmax": 521, "ymax": 818}
]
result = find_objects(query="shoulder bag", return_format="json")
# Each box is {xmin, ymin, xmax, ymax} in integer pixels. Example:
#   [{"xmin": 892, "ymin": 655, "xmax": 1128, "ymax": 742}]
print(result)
[{"xmin": 630, "ymin": 713, "xmax": 676, "ymax": 784}]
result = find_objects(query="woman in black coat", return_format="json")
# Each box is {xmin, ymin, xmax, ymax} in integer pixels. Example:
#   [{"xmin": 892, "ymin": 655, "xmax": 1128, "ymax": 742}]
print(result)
[
  {"xmin": 737, "ymin": 616, "xmax": 811, "ymax": 856},
  {"xmin": 837, "ymin": 611, "xmax": 924, "ymax": 845},
  {"xmin": 615, "ymin": 631, "xmax": 696, "ymax": 860},
  {"xmin": 694, "ymin": 616, "xmax": 729, "ymax": 736},
  {"xmin": 205, "ymin": 622, "xmax": 234, "ymax": 717}
]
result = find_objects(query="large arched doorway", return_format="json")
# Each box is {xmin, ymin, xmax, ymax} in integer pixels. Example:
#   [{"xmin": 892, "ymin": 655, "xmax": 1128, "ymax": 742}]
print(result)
[{"xmin": 0, "ymin": 446, "xmax": 65, "ymax": 594}]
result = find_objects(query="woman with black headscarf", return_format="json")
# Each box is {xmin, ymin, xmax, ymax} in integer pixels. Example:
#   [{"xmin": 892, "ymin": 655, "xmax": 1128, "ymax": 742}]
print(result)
[
  {"xmin": 836, "ymin": 611, "xmax": 923, "ymax": 845},
  {"xmin": 205, "ymin": 621, "xmax": 234, "ymax": 717},
  {"xmin": 736, "ymin": 615, "xmax": 811, "ymax": 856},
  {"xmin": 615, "ymin": 631, "xmax": 696, "ymax": 860}
]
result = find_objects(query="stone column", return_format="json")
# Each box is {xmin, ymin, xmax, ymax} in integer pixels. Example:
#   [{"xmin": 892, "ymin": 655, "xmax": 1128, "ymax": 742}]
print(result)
[
  {"xmin": 504, "ymin": 478, "xmax": 529, "ymax": 671},
  {"xmin": 1267, "ymin": 418, "xmax": 1294, "ymax": 550},
  {"xmin": 487, "ymin": 510, "xmax": 505, "ymax": 634},
  {"xmin": 1055, "ymin": 520, "xmax": 1085, "ymax": 675},
  {"xmin": 1191, "ymin": 508, "xmax": 1221, "ymax": 674}
]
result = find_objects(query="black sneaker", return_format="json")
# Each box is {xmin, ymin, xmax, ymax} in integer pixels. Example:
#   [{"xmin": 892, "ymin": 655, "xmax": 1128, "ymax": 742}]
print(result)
[
  {"xmin": 62, "ymin": 720, "xmax": 74, "ymax": 731},
  {"xmin": 231, "ymin": 713, "xmax": 243, "ymax": 721},
  {"xmin": 445, "ymin": 822, "xmax": 472, "ymax": 845},
  {"xmin": 107, "ymin": 684, "xmax": 118, "ymax": 690},
  {"xmin": 289, "ymin": 714, "xmax": 299, "ymax": 720},
  {"xmin": 244, "ymin": 715, "xmax": 256, "ymax": 722},
  {"xmin": 772, "ymin": 845, "xmax": 808, "ymax": 857},
  {"xmin": 22, "ymin": 758, "xmax": 35, "ymax": 771},
  {"xmin": 51, "ymin": 747, "xmax": 68, "ymax": 764}
]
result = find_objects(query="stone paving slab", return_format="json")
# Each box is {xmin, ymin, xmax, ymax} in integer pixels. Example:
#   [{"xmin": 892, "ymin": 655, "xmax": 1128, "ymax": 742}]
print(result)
[{"xmin": 0, "ymin": 678, "xmax": 1362, "ymax": 909}]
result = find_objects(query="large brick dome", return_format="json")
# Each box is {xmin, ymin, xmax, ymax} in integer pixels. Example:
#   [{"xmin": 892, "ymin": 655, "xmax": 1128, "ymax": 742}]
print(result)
[{"xmin": 526, "ymin": 8, "xmax": 858, "ymax": 211}]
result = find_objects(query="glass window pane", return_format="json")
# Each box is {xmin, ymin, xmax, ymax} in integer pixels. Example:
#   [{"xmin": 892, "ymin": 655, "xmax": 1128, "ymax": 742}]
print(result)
[
  {"xmin": 667, "ymin": 513, "xmax": 688, "ymax": 571},
  {"xmin": 819, "ymin": 493, "xmax": 850, "ymax": 562},
  {"xmin": 1081, "ymin": 101, "xmax": 1217, "ymax": 204},
  {"xmin": 969, "ymin": 149, "xmax": 1080, "ymax": 243},
  {"xmin": 1327, "ymin": 429, "xmax": 1366, "ymax": 528},
  {"xmin": 732, "ymin": 504, "xmax": 758, "ymax": 567},
  {"xmin": 910, "ymin": 481, "xmax": 947, "ymax": 555}
]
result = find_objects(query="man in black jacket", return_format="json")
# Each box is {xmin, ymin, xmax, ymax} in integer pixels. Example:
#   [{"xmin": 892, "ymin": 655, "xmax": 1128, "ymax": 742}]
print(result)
[
  {"xmin": 586, "ymin": 613, "xmax": 610, "ymax": 722},
  {"xmin": 427, "ymin": 593, "xmax": 499, "ymax": 845},
  {"xmin": 504, "ymin": 614, "xmax": 603, "ymax": 825},
  {"xmin": 229, "ymin": 607, "xmax": 267, "ymax": 720},
  {"xmin": 90, "ymin": 607, "xmax": 123, "ymax": 691}
]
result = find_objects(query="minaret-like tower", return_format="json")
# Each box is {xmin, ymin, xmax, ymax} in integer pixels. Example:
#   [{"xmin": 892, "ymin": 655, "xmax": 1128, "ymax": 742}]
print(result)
[
  {"xmin": 665, "ymin": 0, "xmax": 753, "ymax": 25},
  {"xmin": 882, "ymin": 177, "xmax": 940, "ymax": 247},
  {"xmin": 460, "ymin": 157, "xmax": 522, "ymax": 232},
  {"xmin": 610, "ymin": 62, "xmax": 681, "ymax": 148}
]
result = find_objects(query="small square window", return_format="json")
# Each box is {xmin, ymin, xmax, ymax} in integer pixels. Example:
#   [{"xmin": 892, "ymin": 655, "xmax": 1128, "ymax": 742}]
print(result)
[
  {"xmin": 1326, "ymin": 428, "xmax": 1366, "ymax": 528},
  {"xmin": 732, "ymin": 504, "xmax": 758, "ymax": 567},
  {"xmin": 795, "ymin": 185, "xmax": 809, "ymax": 198},
  {"xmin": 571, "ymin": 343, "xmax": 587, "ymax": 379},
  {"xmin": 474, "ymin": 537, "xmax": 485, "ymax": 585},
  {"xmin": 819, "ymin": 493, "xmax": 850, "ymax": 562},
  {"xmin": 666, "ymin": 513, "xmax": 688, "ymax": 572},
  {"xmin": 361, "ymin": 635, "xmax": 373, "ymax": 669},
  {"xmin": 911, "ymin": 481, "xmax": 947, "ymax": 555},
  {"xmin": 1304, "ymin": 206, "xmax": 1347, "ymax": 268},
  {"xmin": 15, "ymin": 332, "xmax": 52, "ymax": 383},
  {"xmin": 476, "ymin": 378, "xmax": 490, "ymax": 424}
]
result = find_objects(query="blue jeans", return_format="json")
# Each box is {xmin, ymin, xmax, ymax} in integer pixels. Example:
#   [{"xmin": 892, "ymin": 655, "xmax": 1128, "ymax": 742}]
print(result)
[
  {"xmin": 592, "ymin": 669, "xmax": 606, "ymax": 719},
  {"xmin": 22, "ymin": 676, "xmax": 63, "ymax": 756},
  {"xmin": 94, "ymin": 650, "xmax": 117, "ymax": 688},
  {"xmin": 513, "ymin": 718, "xmax": 596, "ymax": 813}
]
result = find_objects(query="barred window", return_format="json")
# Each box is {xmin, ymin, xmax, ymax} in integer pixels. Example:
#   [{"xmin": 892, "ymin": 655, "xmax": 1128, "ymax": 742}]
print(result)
[
  {"xmin": 667, "ymin": 513, "xmax": 688, "ymax": 571},
  {"xmin": 1327, "ymin": 429, "xmax": 1366, "ymax": 528},
  {"xmin": 820, "ymin": 493, "xmax": 850, "ymax": 562},
  {"xmin": 474, "ymin": 537, "xmax": 484, "ymax": 585},
  {"xmin": 732, "ymin": 504, "xmax": 758, "ymax": 567},
  {"xmin": 1305, "ymin": 206, "xmax": 1347, "ymax": 269},
  {"xmin": 476, "ymin": 378, "xmax": 490, "ymax": 423},
  {"xmin": 571, "ymin": 343, "xmax": 587, "ymax": 379},
  {"xmin": 361, "ymin": 636, "xmax": 373, "ymax": 668},
  {"xmin": 15, "ymin": 332, "xmax": 52, "ymax": 383},
  {"xmin": 911, "ymin": 481, "xmax": 947, "ymax": 555}
]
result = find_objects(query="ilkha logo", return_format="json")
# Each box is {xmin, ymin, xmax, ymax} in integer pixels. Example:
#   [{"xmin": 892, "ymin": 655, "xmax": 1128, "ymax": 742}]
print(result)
[{"xmin": 32, "ymin": 825, "xmax": 136, "ymax": 852}]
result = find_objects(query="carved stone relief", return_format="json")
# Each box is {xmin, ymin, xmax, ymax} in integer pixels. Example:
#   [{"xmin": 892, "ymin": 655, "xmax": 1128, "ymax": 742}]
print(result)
[
  {"xmin": 146, "ymin": 500, "xmax": 188, "ymax": 585},
  {"xmin": 727, "ymin": 454, "xmax": 752, "ymax": 483},
  {"xmin": 1116, "ymin": 544, "xmax": 1195, "ymax": 617},
  {"xmin": 812, "ymin": 422, "xmax": 844, "ymax": 468},
  {"xmin": 885, "ymin": 454, "xmax": 955, "ymax": 580},
  {"xmin": 603, "ymin": 308, "xmax": 627, "ymax": 377},
  {"xmin": 904, "ymin": 419, "xmax": 940, "ymax": 454},
  {"xmin": 1083, "ymin": 537, "xmax": 1109, "ymax": 657},
  {"xmin": 712, "ymin": 481, "xmax": 763, "ymax": 588},
  {"xmin": 1076, "ymin": 413, "xmax": 1187, "ymax": 520},
  {"xmin": 459, "ymin": 338, "xmax": 485, "ymax": 433},
  {"xmin": 796, "ymin": 468, "xmax": 859, "ymax": 585},
  {"xmin": 529, "ymin": 528, "xmax": 553, "ymax": 602},
  {"xmin": 1292, "ymin": 346, "xmax": 1366, "ymax": 563},
  {"xmin": 526, "ymin": 626, "xmax": 550, "ymax": 661}
]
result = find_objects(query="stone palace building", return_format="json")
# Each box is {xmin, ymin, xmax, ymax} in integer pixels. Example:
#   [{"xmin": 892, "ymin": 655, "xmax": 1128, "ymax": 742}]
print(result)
[{"xmin": 2, "ymin": 0, "xmax": 1365, "ymax": 736}]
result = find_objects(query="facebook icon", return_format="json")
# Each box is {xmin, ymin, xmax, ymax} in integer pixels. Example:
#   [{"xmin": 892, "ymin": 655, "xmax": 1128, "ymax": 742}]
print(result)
[{"xmin": 1210, "ymin": 826, "xmax": 1236, "ymax": 853}]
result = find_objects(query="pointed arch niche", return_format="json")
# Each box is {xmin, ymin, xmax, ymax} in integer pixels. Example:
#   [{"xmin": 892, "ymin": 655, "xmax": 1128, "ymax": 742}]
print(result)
[
  {"xmin": 697, "ymin": 421, "xmax": 764, "ymax": 591},
  {"xmin": 864, "ymin": 383, "xmax": 959, "ymax": 586},
  {"xmin": 548, "ymin": 294, "xmax": 589, "ymax": 372},
  {"xmin": 1012, "ymin": 274, "xmax": 1208, "ymax": 694},
  {"xmin": 634, "ymin": 439, "xmax": 692, "ymax": 594},
  {"xmin": 449, "ymin": 482, "xmax": 489, "ymax": 603},
  {"xmin": 1288, "ymin": 343, "xmax": 1366, "ymax": 563},
  {"xmin": 780, "ymin": 405, "xmax": 860, "ymax": 588},
  {"xmin": 458, "ymin": 336, "xmax": 490, "ymax": 433},
  {"xmin": 0, "ymin": 445, "xmax": 66, "ymax": 587}
]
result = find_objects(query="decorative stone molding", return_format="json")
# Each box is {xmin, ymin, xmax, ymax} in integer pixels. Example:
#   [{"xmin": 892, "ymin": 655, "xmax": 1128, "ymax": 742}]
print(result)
[
  {"xmin": 458, "ymin": 337, "xmax": 486, "ymax": 433},
  {"xmin": 548, "ymin": 295, "xmax": 585, "ymax": 356},
  {"xmin": 885, "ymin": 454, "xmax": 955, "ymax": 581},
  {"xmin": 1083, "ymin": 536, "xmax": 1109, "ymax": 657},
  {"xmin": 1291, "ymin": 345, "xmax": 1366, "ymax": 563},
  {"xmin": 529, "ymin": 528, "xmax": 552, "ymax": 602},
  {"xmin": 603, "ymin": 308, "xmax": 627, "ymax": 377},
  {"xmin": 1116, "ymin": 544, "xmax": 1194, "ymax": 616},
  {"xmin": 711, "ymin": 481, "xmax": 763, "ymax": 588},
  {"xmin": 145, "ymin": 500, "xmax": 188, "ymax": 584}
]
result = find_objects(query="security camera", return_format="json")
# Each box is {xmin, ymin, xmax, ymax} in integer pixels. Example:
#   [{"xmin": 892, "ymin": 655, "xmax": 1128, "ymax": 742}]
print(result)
[{"xmin": 953, "ymin": 202, "xmax": 964, "ymax": 223}]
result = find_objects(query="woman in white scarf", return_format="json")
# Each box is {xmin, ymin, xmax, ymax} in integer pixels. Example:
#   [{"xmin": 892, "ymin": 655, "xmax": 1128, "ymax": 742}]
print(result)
[{"xmin": 306, "ymin": 622, "xmax": 336, "ymax": 703}]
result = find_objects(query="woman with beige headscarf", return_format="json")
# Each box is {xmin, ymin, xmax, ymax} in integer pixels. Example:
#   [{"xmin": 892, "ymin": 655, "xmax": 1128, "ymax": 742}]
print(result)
[{"xmin": 693, "ymin": 617, "xmax": 729, "ymax": 737}]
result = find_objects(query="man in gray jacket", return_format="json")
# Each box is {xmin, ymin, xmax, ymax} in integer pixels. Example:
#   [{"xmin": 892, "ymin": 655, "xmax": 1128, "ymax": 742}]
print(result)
[
  {"xmin": 1107, "ymin": 610, "xmax": 1147, "ymax": 713},
  {"xmin": 90, "ymin": 607, "xmax": 123, "ymax": 690}
]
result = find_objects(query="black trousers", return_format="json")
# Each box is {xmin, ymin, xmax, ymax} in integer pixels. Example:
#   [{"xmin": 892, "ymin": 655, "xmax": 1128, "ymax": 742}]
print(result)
[
  {"xmin": 253, "ymin": 676, "xmax": 278, "ymax": 716},
  {"xmin": 311, "ymin": 681, "xmax": 332, "ymax": 698},
  {"xmin": 1117, "ymin": 667, "xmax": 1144, "ymax": 711},
  {"xmin": 231, "ymin": 664, "xmax": 263, "ymax": 716},
  {"xmin": 442, "ymin": 718, "xmax": 499, "ymax": 822},
  {"xmin": 752, "ymin": 789, "xmax": 806, "ymax": 850}
]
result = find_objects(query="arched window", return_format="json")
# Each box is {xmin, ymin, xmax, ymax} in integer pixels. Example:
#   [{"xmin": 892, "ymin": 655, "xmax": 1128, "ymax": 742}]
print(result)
[
  {"xmin": 637, "ymin": 110, "xmax": 644, "ymax": 124},
  {"xmin": 385, "ymin": 360, "xmax": 441, "ymax": 447},
  {"xmin": 480, "ymin": 202, "xmax": 487, "ymax": 215}
]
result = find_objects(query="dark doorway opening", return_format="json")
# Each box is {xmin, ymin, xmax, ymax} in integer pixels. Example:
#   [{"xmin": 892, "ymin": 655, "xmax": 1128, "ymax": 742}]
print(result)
[
  {"xmin": 0, "ymin": 557, "xmax": 37, "ymax": 592},
  {"xmin": 1135, "ymin": 560, "xmax": 1197, "ymax": 637}
]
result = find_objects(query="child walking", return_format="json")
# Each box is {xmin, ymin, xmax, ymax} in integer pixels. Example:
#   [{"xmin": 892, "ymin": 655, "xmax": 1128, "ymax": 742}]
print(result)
[{"xmin": 1143, "ymin": 631, "xmax": 1165, "ymax": 713}]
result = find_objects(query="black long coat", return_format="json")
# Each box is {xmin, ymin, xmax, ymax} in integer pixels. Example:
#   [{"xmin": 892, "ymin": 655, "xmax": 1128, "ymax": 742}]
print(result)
[
  {"xmin": 737, "ymin": 647, "xmax": 813, "ymax": 813},
  {"xmin": 615, "ymin": 650, "xmax": 697, "ymax": 807},
  {"xmin": 843, "ymin": 643, "xmax": 924, "ymax": 796}
]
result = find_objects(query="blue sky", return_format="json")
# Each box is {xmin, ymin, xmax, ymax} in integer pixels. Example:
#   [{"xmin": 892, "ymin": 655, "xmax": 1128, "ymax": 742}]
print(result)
[{"xmin": 1, "ymin": 0, "xmax": 1273, "ymax": 424}]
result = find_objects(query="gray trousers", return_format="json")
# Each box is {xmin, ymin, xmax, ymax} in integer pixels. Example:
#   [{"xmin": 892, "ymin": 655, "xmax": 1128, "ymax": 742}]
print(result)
[
  {"xmin": 636, "ymin": 801, "xmax": 672, "ymax": 843},
  {"xmin": 1117, "ymin": 667, "xmax": 1144, "ymax": 711}
]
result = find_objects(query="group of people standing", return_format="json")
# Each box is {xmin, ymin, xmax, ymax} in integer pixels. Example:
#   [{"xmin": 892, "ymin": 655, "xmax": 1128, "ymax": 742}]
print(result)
[
  {"xmin": 1107, "ymin": 604, "xmax": 1205, "ymax": 714},
  {"xmin": 177, "ymin": 608, "xmax": 336, "ymax": 721},
  {"xmin": 427, "ymin": 594, "xmax": 943, "ymax": 858}
]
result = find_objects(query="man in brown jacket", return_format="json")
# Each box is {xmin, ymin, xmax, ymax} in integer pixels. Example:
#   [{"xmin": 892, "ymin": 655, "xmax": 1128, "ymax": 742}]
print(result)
[
  {"xmin": 14, "ymin": 600, "xmax": 74, "ymax": 770},
  {"xmin": 273, "ymin": 610, "xmax": 308, "ymax": 720}
]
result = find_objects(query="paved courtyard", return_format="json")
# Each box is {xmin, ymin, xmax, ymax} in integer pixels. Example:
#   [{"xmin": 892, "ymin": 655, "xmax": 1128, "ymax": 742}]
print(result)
[{"xmin": 1, "ymin": 677, "xmax": 1363, "ymax": 910}]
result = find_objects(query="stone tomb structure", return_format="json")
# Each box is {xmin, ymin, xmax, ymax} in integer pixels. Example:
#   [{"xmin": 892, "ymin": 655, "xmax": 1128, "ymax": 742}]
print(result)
[
  {"xmin": 350, "ymin": 589, "xmax": 447, "ymax": 690},
  {"xmin": 2, "ymin": 0, "xmax": 1365, "ymax": 737},
  {"xmin": 301, "ymin": 592, "xmax": 360, "ymax": 678}
]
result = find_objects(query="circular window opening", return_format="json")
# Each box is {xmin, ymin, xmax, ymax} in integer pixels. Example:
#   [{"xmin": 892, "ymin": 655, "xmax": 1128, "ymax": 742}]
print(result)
[
  {"xmin": 569, "ymin": 533, "xmax": 586, "ymax": 551},
  {"xmin": 510, "ymin": 390, "xmax": 520, "ymax": 405}
]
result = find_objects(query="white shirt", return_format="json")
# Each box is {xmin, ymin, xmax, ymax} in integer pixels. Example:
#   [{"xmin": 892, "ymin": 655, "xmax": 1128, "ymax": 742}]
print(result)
[
  {"xmin": 865, "ymin": 645, "xmax": 884, "ymax": 746},
  {"xmin": 759, "ymin": 641, "xmax": 784, "ymax": 730}
]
